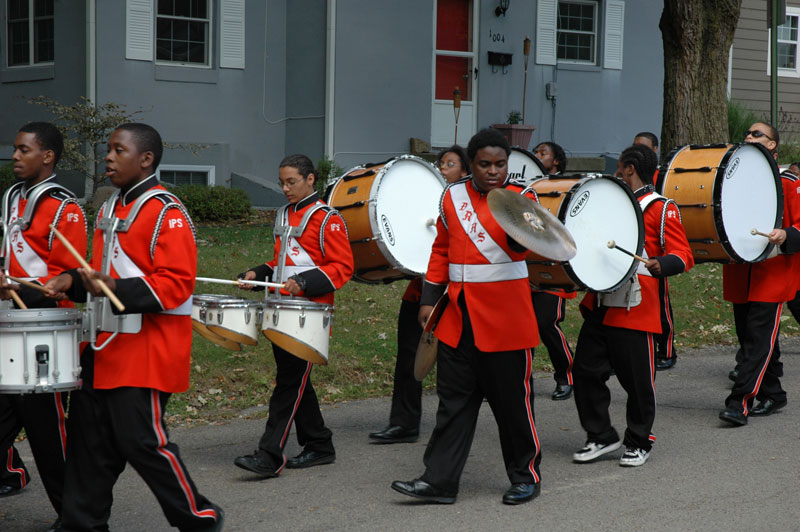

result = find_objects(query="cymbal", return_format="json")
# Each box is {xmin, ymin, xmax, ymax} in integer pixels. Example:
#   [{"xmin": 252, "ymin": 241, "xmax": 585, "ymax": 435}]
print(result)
[
  {"xmin": 487, "ymin": 188, "xmax": 577, "ymax": 262},
  {"xmin": 414, "ymin": 293, "xmax": 449, "ymax": 381}
]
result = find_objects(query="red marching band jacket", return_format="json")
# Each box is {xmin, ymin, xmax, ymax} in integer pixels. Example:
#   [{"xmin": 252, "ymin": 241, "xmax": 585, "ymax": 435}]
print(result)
[
  {"xmin": 84, "ymin": 178, "xmax": 197, "ymax": 393},
  {"xmin": 580, "ymin": 188, "xmax": 694, "ymax": 333},
  {"xmin": 423, "ymin": 179, "xmax": 539, "ymax": 352},
  {"xmin": 723, "ymin": 171, "xmax": 800, "ymax": 303},
  {"xmin": 2, "ymin": 176, "xmax": 87, "ymax": 307}
]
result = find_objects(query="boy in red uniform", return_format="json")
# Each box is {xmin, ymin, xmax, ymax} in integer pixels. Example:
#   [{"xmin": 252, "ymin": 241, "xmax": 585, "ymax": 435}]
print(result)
[
  {"xmin": 572, "ymin": 144, "xmax": 693, "ymax": 467},
  {"xmin": 45, "ymin": 123, "xmax": 223, "ymax": 531},
  {"xmin": 234, "ymin": 154, "xmax": 353, "ymax": 477},
  {"xmin": 391, "ymin": 128, "xmax": 542, "ymax": 505},
  {"xmin": 719, "ymin": 122, "xmax": 800, "ymax": 426},
  {"xmin": 0, "ymin": 122, "xmax": 86, "ymax": 531},
  {"xmin": 369, "ymin": 145, "xmax": 469, "ymax": 444}
]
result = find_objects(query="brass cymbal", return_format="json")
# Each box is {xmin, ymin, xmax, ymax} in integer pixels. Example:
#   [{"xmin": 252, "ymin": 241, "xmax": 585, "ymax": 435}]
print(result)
[
  {"xmin": 488, "ymin": 188, "xmax": 577, "ymax": 261},
  {"xmin": 414, "ymin": 293, "xmax": 449, "ymax": 382}
]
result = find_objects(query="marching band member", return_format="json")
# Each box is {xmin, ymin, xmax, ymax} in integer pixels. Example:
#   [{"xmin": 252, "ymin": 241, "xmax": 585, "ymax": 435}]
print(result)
[
  {"xmin": 391, "ymin": 128, "xmax": 542, "ymax": 505},
  {"xmin": 46, "ymin": 123, "xmax": 223, "ymax": 531},
  {"xmin": 369, "ymin": 145, "xmax": 469, "ymax": 444},
  {"xmin": 234, "ymin": 154, "xmax": 353, "ymax": 477},
  {"xmin": 0, "ymin": 122, "xmax": 86, "ymax": 532},
  {"xmin": 720, "ymin": 122, "xmax": 800, "ymax": 426},
  {"xmin": 531, "ymin": 141, "xmax": 577, "ymax": 400},
  {"xmin": 572, "ymin": 144, "xmax": 693, "ymax": 467}
]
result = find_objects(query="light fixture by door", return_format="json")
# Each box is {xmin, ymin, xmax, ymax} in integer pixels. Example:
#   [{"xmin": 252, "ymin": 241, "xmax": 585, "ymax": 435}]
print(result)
[{"xmin": 495, "ymin": 0, "xmax": 509, "ymax": 17}]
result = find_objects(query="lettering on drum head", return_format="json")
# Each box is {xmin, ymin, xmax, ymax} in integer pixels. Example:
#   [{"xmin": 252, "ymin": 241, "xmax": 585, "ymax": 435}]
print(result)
[
  {"xmin": 509, "ymin": 165, "xmax": 527, "ymax": 181},
  {"xmin": 570, "ymin": 191, "xmax": 590, "ymax": 217},
  {"xmin": 725, "ymin": 157, "xmax": 740, "ymax": 180},
  {"xmin": 381, "ymin": 214, "xmax": 396, "ymax": 245}
]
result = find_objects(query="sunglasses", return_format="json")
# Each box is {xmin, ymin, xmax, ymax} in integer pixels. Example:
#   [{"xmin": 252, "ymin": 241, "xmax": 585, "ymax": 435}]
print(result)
[{"xmin": 745, "ymin": 130, "xmax": 773, "ymax": 141}]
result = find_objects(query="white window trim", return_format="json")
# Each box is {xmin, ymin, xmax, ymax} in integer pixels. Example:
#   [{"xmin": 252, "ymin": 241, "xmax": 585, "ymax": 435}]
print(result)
[
  {"xmin": 154, "ymin": 0, "xmax": 214, "ymax": 69},
  {"xmin": 6, "ymin": 0, "xmax": 54, "ymax": 68},
  {"xmin": 157, "ymin": 164, "xmax": 216, "ymax": 186},
  {"xmin": 767, "ymin": 8, "xmax": 800, "ymax": 78},
  {"xmin": 556, "ymin": 0, "xmax": 598, "ymax": 65}
]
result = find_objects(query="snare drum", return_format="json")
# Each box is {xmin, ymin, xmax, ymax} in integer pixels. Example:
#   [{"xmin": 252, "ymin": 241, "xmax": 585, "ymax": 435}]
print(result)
[
  {"xmin": 525, "ymin": 175, "xmax": 644, "ymax": 292},
  {"xmin": 659, "ymin": 143, "xmax": 782, "ymax": 263},
  {"xmin": 508, "ymin": 147, "xmax": 547, "ymax": 186},
  {"xmin": 262, "ymin": 298, "xmax": 333, "ymax": 365},
  {"xmin": 327, "ymin": 155, "xmax": 446, "ymax": 282},
  {"xmin": 191, "ymin": 295, "xmax": 262, "ymax": 350},
  {"xmin": 0, "ymin": 308, "xmax": 82, "ymax": 393}
]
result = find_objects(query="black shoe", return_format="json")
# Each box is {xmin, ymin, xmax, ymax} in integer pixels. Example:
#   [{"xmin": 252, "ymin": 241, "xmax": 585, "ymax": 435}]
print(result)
[
  {"xmin": 233, "ymin": 451, "xmax": 279, "ymax": 478},
  {"xmin": 369, "ymin": 425, "xmax": 420, "ymax": 444},
  {"xmin": 502, "ymin": 482, "xmax": 541, "ymax": 505},
  {"xmin": 391, "ymin": 478, "xmax": 456, "ymax": 504},
  {"xmin": 719, "ymin": 408, "xmax": 747, "ymax": 426},
  {"xmin": 551, "ymin": 384, "xmax": 572, "ymax": 401},
  {"xmin": 728, "ymin": 368, "xmax": 739, "ymax": 382},
  {"xmin": 286, "ymin": 449, "xmax": 336, "ymax": 469},
  {"xmin": 0, "ymin": 484, "xmax": 22, "ymax": 498},
  {"xmin": 46, "ymin": 518, "xmax": 62, "ymax": 532},
  {"xmin": 751, "ymin": 398, "xmax": 787, "ymax": 417},
  {"xmin": 655, "ymin": 356, "xmax": 677, "ymax": 371}
]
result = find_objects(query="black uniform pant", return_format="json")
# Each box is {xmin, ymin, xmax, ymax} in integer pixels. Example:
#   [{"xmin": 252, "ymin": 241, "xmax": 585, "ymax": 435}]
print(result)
[
  {"xmin": 0, "ymin": 392, "xmax": 66, "ymax": 512},
  {"xmin": 388, "ymin": 299, "xmax": 423, "ymax": 429},
  {"xmin": 257, "ymin": 343, "xmax": 334, "ymax": 470},
  {"xmin": 726, "ymin": 302, "xmax": 785, "ymax": 414},
  {"xmin": 531, "ymin": 291, "xmax": 575, "ymax": 385},
  {"xmin": 655, "ymin": 279, "xmax": 676, "ymax": 361},
  {"xmin": 573, "ymin": 317, "xmax": 657, "ymax": 451},
  {"xmin": 62, "ymin": 350, "xmax": 219, "ymax": 532},
  {"xmin": 420, "ymin": 298, "xmax": 541, "ymax": 493}
]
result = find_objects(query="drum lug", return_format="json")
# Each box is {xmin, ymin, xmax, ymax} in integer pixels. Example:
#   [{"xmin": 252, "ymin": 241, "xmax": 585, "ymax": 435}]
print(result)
[
  {"xmin": 323, "ymin": 314, "xmax": 330, "ymax": 328},
  {"xmin": 217, "ymin": 309, "xmax": 223, "ymax": 325},
  {"xmin": 245, "ymin": 307, "xmax": 251, "ymax": 324},
  {"xmin": 272, "ymin": 309, "xmax": 279, "ymax": 326},
  {"xmin": 36, "ymin": 345, "xmax": 50, "ymax": 387},
  {"xmin": 256, "ymin": 306, "xmax": 264, "ymax": 326},
  {"xmin": 299, "ymin": 309, "xmax": 306, "ymax": 328},
  {"xmin": 199, "ymin": 306, "xmax": 207, "ymax": 321}
]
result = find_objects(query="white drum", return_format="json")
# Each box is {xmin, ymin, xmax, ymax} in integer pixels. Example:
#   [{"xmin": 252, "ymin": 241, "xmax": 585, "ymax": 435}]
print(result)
[
  {"xmin": 328, "ymin": 155, "xmax": 446, "ymax": 282},
  {"xmin": 508, "ymin": 147, "xmax": 547, "ymax": 186},
  {"xmin": 0, "ymin": 308, "xmax": 82, "ymax": 393},
  {"xmin": 526, "ymin": 175, "xmax": 644, "ymax": 292},
  {"xmin": 262, "ymin": 298, "xmax": 333, "ymax": 365},
  {"xmin": 191, "ymin": 295, "xmax": 262, "ymax": 350}
]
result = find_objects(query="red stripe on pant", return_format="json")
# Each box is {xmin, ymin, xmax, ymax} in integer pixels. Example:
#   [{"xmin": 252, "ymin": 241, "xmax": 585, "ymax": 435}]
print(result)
[
  {"xmin": 5, "ymin": 448, "xmax": 26, "ymax": 488},
  {"xmin": 554, "ymin": 299, "xmax": 575, "ymax": 385},
  {"xmin": 53, "ymin": 392, "xmax": 67, "ymax": 460},
  {"xmin": 522, "ymin": 348, "xmax": 542, "ymax": 483}
]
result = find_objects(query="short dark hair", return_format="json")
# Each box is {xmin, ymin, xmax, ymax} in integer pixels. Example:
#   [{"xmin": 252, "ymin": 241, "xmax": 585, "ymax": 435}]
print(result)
[
  {"xmin": 467, "ymin": 128, "xmax": 510, "ymax": 161},
  {"xmin": 279, "ymin": 154, "xmax": 318, "ymax": 184},
  {"xmin": 754, "ymin": 122, "xmax": 780, "ymax": 151},
  {"xmin": 435, "ymin": 145, "xmax": 470, "ymax": 174},
  {"xmin": 534, "ymin": 141, "xmax": 568, "ymax": 173},
  {"xmin": 619, "ymin": 144, "xmax": 658, "ymax": 186},
  {"xmin": 634, "ymin": 132, "xmax": 659, "ymax": 149},
  {"xmin": 115, "ymin": 123, "xmax": 164, "ymax": 170},
  {"xmin": 19, "ymin": 122, "xmax": 64, "ymax": 165}
]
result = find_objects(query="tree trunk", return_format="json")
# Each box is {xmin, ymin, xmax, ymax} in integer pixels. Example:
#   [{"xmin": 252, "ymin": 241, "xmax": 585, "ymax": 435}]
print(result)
[{"xmin": 660, "ymin": 0, "xmax": 742, "ymax": 159}]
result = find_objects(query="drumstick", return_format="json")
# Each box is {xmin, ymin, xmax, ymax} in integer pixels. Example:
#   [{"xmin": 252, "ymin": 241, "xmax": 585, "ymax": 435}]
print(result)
[
  {"xmin": 750, "ymin": 228, "xmax": 771, "ymax": 238},
  {"xmin": 196, "ymin": 276, "xmax": 285, "ymax": 289},
  {"xmin": 607, "ymin": 240, "xmax": 648, "ymax": 264},
  {"xmin": 49, "ymin": 224, "xmax": 126, "ymax": 312},
  {"xmin": 7, "ymin": 276, "xmax": 50, "ymax": 294},
  {"xmin": 9, "ymin": 290, "xmax": 27, "ymax": 310}
]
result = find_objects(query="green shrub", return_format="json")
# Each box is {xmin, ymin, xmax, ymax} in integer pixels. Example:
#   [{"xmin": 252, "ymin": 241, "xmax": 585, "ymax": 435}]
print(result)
[
  {"xmin": 0, "ymin": 162, "xmax": 16, "ymax": 196},
  {"xmin": 728, "ymin": 100, "xmax": 762, "ymax": 143},
  {"xmin": 778, "ymin": 143, "xmax": 800, "ymax": 166},
  {"xmin": 316, "ymin": 155, "xmax": 345, "ymax": 196},
  {"xmin": 165, "ymin": 184, "xmax": 252, "ymax": 223}
]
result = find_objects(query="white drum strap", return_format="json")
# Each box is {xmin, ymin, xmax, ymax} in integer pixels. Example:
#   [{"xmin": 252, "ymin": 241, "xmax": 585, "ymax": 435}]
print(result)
[
  {"xmin": 448, "ymin": 183, "xmax": 512, "ymax": 264},
  {"xmin": 5, "ymin": 193, "xmax": 48, "ymax": 278},
  {"xmin": 448, "ymin": 262, "xmax": 528, "ymax": 283}
]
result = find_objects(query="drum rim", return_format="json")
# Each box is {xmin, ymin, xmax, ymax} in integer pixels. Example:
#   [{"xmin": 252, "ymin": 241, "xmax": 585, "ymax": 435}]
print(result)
[
  {"xmin": 509, "ymin": 146, "xmax": 548, "ymax": 173},
  {"xmin": 0, "ymin": 308, "xmax": 83, "ymax": 326},
  {"xmin": 262, "ymin": 297, "xmax": 333, "ymax": 311}
]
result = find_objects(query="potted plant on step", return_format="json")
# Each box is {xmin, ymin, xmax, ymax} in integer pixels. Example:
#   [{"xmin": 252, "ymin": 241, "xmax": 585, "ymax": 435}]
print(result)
[{"xmin": 493, "ymin": 110, "xmax": 536, "ymax": 150}]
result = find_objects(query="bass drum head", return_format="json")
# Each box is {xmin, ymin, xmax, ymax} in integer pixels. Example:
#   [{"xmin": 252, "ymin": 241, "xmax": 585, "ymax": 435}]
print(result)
[
  {"xmin": 369, "ymin": 155, "xmax": 446, "ymax": 276},
  {"xmin": 508, "ymin": 147, "xmax": 547, "ymax": 185},
  {"xmin": 562, "ymin": 177, "xmax": 643, "ymax": 292},
  {"xmin": 719, "ymin": 143, "xmax": 781, "ymax": 262}
]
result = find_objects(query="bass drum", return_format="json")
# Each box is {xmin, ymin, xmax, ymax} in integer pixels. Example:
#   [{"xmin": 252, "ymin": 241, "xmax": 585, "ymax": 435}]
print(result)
[
  {"xmin": 658, "ymin": 143, "xmax": 782, "ymax": 263},
  {"xmin": 508, "ymin": 147, "xmax": 547, "ymax": 186},
  {"xmin": 524, "ymin": 175, "xmax": 644, "ymax": 292},
  {"xmin": 327, "ymin": 155, "xmax": 446, "ymax": 283}
]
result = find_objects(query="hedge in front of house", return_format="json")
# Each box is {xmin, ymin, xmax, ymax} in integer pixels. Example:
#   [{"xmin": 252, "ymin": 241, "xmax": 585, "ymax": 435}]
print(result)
[
  {"xmin": 165, "ymin": 184, "xmax": 252, "ymax": 223},
  {"xmin": 0, "ymin": 163, "xmax": 16, "ymax": 195}
]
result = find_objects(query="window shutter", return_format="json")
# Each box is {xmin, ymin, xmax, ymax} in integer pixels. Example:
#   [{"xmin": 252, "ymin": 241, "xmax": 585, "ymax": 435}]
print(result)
[
  {"xmin": 604, "ymin": 0, "xmax": 625, "ymax": 70},
  {"xmin": 125, "ymin": 0, "xmax": 153, "ymax": 61},
  {"xmin": 536, "ymin": 0, "xmax": 558, "ymax": 65},
  {"xmin": 220, "ymin": 0, "xmax": 246, "ymax": 69}
]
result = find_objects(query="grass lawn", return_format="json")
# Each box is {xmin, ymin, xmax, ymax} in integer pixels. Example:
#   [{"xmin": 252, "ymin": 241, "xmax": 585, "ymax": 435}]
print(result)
[{"xmin": 169, "ymin": 224, "xmax": 799, "ymax": 425}]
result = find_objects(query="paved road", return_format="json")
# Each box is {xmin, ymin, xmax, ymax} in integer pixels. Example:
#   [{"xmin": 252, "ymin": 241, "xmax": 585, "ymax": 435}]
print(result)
[{"xmin": 2, "ymin": 340, "xmax": 799, "ymax": 531}]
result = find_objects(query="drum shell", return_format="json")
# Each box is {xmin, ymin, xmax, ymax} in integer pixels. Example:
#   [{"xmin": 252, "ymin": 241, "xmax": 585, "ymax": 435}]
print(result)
[
  {"xmin": 191, "ymin": 295, "xmax": 260, "ymax": 349},
  {"xmin": 0, "ymin": 308, "xmax": 83, "ymax": 393},
  {"xmin": 261, "ymin": 298, "xmax": 333, "ymax": 365}
]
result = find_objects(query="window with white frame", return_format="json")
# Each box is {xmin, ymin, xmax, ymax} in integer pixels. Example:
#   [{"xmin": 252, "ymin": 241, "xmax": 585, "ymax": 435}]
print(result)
[
  {"xmin": 155, "ymin": 0, "xmax": 212, "ymax": 66},
  {"xmin": 777, "ymin": 9, "xmax": 800, "ymax": 76},
  {"xmin": 557, "ymin": 0, "xmax": 597, "ymax": 64},
  {"xmin": 6, "ymin": 0, "xmax": 54, "ymax": 67},
  {"xmin": 157, "ymin": 164, "xmax": 215, "ymax": 186}
]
